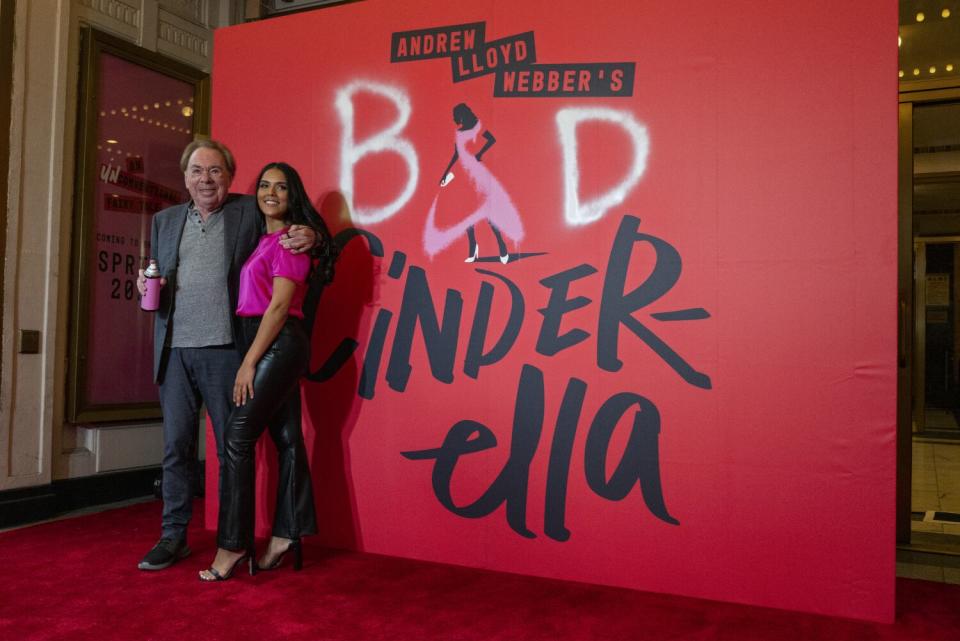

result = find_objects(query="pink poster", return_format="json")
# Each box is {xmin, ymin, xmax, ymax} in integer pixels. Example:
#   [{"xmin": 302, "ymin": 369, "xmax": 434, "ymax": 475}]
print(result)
[{"xmin": 85, "ymin": 53, "xmax": 194, "ymax": 406}]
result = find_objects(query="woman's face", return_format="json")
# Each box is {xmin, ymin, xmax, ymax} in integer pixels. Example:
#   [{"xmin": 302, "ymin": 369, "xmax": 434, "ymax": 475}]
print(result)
[{"xmin": 257, "ymin": 167, "xmax": 289, "ymax": 221}]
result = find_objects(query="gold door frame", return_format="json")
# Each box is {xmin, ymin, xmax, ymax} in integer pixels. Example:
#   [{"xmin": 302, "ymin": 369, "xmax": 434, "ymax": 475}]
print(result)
[
  {"xmin": 911, "ymin": 235, "xmax": 960, "ymax": 434},
  {"xmin": 67, "ymin": 28, "xmax": 209, "ymax": 423},
  {"xmin": 897, "ymin": 81, "xmax": 960, "ymax": 543}
]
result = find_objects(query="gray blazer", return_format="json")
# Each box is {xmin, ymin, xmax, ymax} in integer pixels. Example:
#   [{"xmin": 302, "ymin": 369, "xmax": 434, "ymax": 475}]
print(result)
[{"xmin": 150, "ymin": 193, "xmax": 263, "ymax": 383}]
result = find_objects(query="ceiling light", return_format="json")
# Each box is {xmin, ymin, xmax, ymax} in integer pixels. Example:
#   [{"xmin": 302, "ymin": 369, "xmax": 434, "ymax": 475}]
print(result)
[
  {"xmin": 943, "ymin": 9, "xmax": 951, "ymax": 18},
  {"xmin": 914, "ymin": 68, "xmax": 921, "ymax": 75},
  {"xmin": 917, "ymin": 12, "xmax": 926, "ymax": 21},
  {"xmin": 948, "ymin": 64, "xmax": 955, "ymax": 71},
  {"xmin": 106, "ymin": 138, "xmax": 118, "ymax": 144},
  {"xmin": 899, "ymin": 70, "xmax": 905, "ymax": 77},
  {"xmin": 181, "ymin": 106, "xmax": 194, "ymax": 117},
  {"xmin": 930, "ymin": 66, "xmax": 937, "ymax": 73},
  {"xmin": 898, "ymin": 35, "xmax": 902, "ymax": 47}
]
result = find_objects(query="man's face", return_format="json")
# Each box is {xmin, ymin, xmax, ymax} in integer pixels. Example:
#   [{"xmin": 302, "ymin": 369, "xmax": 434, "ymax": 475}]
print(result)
[{"xmin": 184, "ymin": 147, "xmax": 233, "ymax": 214}]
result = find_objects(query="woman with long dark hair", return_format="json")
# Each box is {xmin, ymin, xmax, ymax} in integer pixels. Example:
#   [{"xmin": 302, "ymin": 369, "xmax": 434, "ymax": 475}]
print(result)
[{"xmin": 199, "ymin": 162, "xmax": 336, "ymax": 581}]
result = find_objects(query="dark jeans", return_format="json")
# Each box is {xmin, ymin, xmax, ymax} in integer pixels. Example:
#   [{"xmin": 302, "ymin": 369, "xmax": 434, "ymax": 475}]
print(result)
[
  {"xmin": 217, "ymin": 316, "xmax": 317, "ymax": 551},
  {"xmin": 158, "ymin": 345, "xmax": 241, "ymax": 541}
]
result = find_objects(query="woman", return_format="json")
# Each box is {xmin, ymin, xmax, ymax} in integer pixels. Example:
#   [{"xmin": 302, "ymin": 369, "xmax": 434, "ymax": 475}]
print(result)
[
  {"xmin": 199, "ymin": 162, "xmax": 335, "ymax": 581},
  {"xmin": 423, "ymin": 103, "xmax": 524, "ymax": 263}
]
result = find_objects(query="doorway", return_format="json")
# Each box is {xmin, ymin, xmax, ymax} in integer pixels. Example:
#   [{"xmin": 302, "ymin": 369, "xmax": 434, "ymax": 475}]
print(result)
[
  {"xmin": 914, "ymin": 237, "xmax": 960, "ymax": 439},
  {"xmin": 899, "ymin": 93, "xmax": 960, "ymax": 550}
]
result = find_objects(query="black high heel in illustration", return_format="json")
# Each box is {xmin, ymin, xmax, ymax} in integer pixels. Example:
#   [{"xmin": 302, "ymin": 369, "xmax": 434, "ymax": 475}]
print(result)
[
  {"xmin": 198, "ymin": 547, "xmax": 257, "ymax": 582},
  {"xmin": 258, "ymin": 538, "xmax": 302, "ymax": 572}
]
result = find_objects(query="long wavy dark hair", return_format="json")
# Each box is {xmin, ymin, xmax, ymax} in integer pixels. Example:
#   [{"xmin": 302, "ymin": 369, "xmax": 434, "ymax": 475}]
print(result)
[{"xmin": 255, "ymin": 162, "xmax": 339, "ymax": 334}]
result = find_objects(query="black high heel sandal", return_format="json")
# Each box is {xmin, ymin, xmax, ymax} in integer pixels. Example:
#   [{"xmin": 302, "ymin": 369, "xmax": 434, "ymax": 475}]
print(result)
[
  {"xmin": 198, "ymin": 547, "xmax": 257, "ymax": 582},
  {"xmin": 258, "ymin": 538, "xmax": 302, "ymax": 572}
]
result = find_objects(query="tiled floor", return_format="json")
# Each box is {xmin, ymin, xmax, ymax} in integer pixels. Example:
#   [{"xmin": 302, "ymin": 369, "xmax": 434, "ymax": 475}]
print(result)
[
  {"xmin": 911, "ymin": 439, "xmax": 960, "ymax": 536},
  {"xmin": 901, "ymin": 437, "xmax": 960, "ymax": 584},
  {"xmin": 897, "ymin": 547, "xmax": 960, "ymax": 584}
]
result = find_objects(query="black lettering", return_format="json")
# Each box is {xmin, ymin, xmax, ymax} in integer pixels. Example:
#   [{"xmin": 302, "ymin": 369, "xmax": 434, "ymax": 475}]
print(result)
[
  {"xmin": 464, "ymin": 269, "xmax": 524, "ymax": 379},
  {"xmin": 535, "ymin": 263, "xmax": 597, "ymax": 356},
  {"xmin": 543, "ymin": 376, "xmax": 588, "ymax": 542},
  {"xmin": 359, "ymin": 310, "xmax": 392, "ymax": 400},
  {"xmin": 306, "ymin": 338, "xmax": 359, "ymax": 383},
  {"xmin": 597, "ymin": 215, "xmax": 711, "ymax": 389},
  {"xmin": 452, "ymin": 31, "xmax": 535, "ymax": 82},
  {"xmin": 401, "ymin": 363, "xmax": 545, "ymax": 538},
  {"xmin": 392, "ymin": 23, "xmax": 486, "ymax": 63},
  {"xmin": 306, "ymin": 227, "xmax": 385, "ymax": 386},
  {"xmin": 494, "ymin": 63, "xmax": 635, "ymax": 98},
  {"xmin": 584, "ymin": 392, "xmax": 678, "ymax": 525},
  {"xmin": 385, "ymin": 266, "xmax": 463, "ymax": 391}
]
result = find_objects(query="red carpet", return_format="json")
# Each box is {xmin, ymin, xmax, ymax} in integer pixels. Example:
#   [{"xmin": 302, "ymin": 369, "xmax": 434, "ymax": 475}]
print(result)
[{"xmin": 0, "ymin": 500, "xmax": 957, "ymax": 641}]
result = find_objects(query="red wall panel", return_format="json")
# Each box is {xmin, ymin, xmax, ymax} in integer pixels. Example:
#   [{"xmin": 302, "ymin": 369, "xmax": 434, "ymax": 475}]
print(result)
[{"xmin": 206, "ymin": 0, "xmax": 897, "ymax": 622}]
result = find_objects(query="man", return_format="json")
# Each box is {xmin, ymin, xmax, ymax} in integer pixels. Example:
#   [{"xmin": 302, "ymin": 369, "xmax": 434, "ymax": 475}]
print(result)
[{"xmin": 137, "ymin": 139, "xmax": 315, "ymax": 570}]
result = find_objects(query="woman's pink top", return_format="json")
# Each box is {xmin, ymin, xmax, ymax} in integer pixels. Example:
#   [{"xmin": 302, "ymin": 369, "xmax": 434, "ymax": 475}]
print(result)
[{"xmin": 236, "ymin": 227, "xmax": 311, "ymax": 318}]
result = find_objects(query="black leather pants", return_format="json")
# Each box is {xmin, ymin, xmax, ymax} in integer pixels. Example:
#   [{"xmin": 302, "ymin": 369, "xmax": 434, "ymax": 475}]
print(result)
[{"xmin": 217, "ymin": 316, "xmax": 318, "ymax": 551}]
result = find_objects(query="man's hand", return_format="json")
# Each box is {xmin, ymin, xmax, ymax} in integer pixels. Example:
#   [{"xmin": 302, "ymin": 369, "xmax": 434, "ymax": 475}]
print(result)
[
  {"xmin": 280, "ymin": 224, "xmax": 317, "ymax": 254},
  {"xmin": 136, "ymin": 269, "xmax": 167, "ymax": 296}
]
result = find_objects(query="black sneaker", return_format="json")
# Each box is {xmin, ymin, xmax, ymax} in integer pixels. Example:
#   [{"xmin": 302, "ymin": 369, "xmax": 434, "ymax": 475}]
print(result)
[{"xmin": 138, "ymin": 538, "xmax": 191, "ymax": 571}]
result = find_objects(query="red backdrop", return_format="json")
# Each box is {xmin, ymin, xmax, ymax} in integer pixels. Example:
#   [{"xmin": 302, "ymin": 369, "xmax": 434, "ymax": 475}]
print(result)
[{"xmin": 206, "ymin": 0, "xmax": 897, "ymax": 622}]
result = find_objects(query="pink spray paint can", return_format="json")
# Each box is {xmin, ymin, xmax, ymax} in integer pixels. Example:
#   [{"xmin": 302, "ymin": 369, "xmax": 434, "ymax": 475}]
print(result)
[{"xmin": 140, "ymin": 259, "xmax": 161, "ymax": 311}]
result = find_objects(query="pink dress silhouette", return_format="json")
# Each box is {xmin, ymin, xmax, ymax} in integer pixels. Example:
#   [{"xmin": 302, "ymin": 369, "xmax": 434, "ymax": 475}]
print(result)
[{"xmin": 423, "ymin": 120, "xmax": 524, "ymax": 259}]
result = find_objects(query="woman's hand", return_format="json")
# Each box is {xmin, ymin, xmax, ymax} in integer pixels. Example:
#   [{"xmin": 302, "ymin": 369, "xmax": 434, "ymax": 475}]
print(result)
[{"xmin": 233, "ymin": 361, "xmax": 256, "ymax": 406}]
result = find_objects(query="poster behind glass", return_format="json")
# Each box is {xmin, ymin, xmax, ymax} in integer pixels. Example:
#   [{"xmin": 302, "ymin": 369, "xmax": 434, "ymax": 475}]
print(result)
[{"xmin": 84, "ymin": 52, "xmax": 195, "ymax": 406}]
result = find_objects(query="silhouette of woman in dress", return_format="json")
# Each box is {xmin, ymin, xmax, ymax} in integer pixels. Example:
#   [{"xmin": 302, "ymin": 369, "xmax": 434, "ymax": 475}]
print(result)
[{"xmin": 423, "ymin": 103, "xmax": 524, "ymax": 264}]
